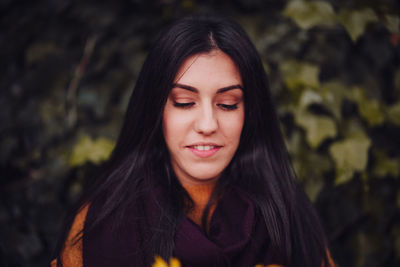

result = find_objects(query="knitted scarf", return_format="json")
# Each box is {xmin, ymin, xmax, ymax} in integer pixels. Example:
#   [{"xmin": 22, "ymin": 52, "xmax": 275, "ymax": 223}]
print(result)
[{"xmin": 82, "ymin": 186, "xmax": 283, "ymax": 267}]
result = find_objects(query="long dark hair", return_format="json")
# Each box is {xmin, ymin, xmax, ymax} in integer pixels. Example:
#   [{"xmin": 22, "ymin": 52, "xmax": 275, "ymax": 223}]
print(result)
[{"xmin": 55, "ymin": 15, "xmax": 331, "ymax": 267}]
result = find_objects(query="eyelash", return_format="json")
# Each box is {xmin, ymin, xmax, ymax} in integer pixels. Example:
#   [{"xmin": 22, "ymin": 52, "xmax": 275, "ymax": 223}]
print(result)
[
  {"xmin": 172, "ymin": 102, "xmax": 238, "ymax": 110},
  {"xmin": 173, "ymin": 102, "xmax": 194, "ymax": 109},
  {"xmin": 217, "ymin": 104, "xmax": 238, "ymax": 110}
]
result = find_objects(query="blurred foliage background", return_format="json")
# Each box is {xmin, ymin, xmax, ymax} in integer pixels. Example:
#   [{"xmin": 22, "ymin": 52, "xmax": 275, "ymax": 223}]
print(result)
[{"xmin": 0, "ymin": 0, "xmax": 399, "ymax": 266}]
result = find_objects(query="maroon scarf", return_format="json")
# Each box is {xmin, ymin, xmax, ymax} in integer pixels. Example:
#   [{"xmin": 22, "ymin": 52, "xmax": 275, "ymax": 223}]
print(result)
[{"xmin": 83, "ymin": 187, "xmax": 283, "ymax": 266}]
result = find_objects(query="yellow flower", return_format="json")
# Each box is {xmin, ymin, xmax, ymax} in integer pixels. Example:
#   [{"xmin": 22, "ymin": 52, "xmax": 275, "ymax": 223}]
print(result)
[
  {"xmin": 255, "ymin": 265, "xmax": 284, "ymax": 267},
  {"xmin": 169, "ymin": 258, "xmax": 181, "ymax": 267},
  {"xmin": 153, "ymin": 256, "xmax": 282, "ymax": 267},
  {"xmin": 152, "ymin": 256, "xmax": 181, "ymax": 267}
]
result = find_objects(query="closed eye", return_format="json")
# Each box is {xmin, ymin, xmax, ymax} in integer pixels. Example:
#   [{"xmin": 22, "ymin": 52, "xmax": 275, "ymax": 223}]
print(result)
[
  {"xmin": 217, "ymin": 103, "xmax": 238, "ymax": 110},
  {"xmin": 173, "ymin": 102, "xmax": 195, "ymax": 108}
]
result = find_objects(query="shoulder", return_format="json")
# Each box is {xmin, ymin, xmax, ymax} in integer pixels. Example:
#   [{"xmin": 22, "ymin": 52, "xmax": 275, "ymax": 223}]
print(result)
[{"xmin": 50, "ymin": 204, "xmax": 89, "ymax": 267}]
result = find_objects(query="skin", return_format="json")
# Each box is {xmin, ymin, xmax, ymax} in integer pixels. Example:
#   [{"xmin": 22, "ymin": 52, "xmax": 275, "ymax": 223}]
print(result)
[{"xmin": 163, "ymin": 50, "xmax": 245, "ymax": 187}]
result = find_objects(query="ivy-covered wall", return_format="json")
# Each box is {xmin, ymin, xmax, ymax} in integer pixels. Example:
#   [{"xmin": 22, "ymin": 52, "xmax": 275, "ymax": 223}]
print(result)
[{"xmin": 0, "ymin": 0, "xmax": 399, "ymax": 266}]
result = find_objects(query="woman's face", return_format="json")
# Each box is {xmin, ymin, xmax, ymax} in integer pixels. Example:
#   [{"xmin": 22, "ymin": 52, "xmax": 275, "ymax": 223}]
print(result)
[{"xmin": 163, "ymin": 50, "xmax": 244, "ymax": 187}]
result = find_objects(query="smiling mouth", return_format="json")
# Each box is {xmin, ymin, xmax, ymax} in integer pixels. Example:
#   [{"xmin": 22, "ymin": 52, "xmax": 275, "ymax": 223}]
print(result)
[
  {"xmin": 191, "ymin": 145, "xmax": 220, "ymax": 151},
  {"xmin": 187, "ymin": 145, "xmax": 222, "ymax": 158}
]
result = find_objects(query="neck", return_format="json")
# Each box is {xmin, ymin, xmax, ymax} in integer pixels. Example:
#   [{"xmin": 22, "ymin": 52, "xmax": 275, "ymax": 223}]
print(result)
[{"xmin": 182, "ymin": 182, "xmax": 217, "ymax": 227}]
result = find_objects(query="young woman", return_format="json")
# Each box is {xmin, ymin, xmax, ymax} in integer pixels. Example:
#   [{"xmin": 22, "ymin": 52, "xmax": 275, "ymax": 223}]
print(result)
[{"xmin": 53, "ymin": 16, "xmax": 334, "ymax": 267}]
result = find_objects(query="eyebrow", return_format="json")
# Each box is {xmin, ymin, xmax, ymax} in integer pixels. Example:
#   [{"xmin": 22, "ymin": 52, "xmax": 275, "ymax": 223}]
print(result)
[{"xmin": 172, "ymin": 83, "xmax": 243, "ymax": 93}]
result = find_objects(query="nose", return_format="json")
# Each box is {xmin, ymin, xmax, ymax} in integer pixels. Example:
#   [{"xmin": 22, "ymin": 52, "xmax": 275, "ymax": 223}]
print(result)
[{"xmin": 194, "ymin": 103, "xmax": 218, "ymax": 135}]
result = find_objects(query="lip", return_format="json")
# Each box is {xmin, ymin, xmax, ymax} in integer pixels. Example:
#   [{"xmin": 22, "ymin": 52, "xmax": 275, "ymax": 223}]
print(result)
[{"xmin": 186, "ymin": 143, "xmax": 222, "ymax": 158}]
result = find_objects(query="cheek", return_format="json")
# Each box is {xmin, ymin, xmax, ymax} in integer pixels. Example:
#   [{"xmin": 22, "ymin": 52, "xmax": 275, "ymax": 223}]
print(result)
[
  {"xmin": 220, "ymin": 112, "xmax": 244, "ymax": 143},
  {"xmin": 163, "ymin": 107, "xmax": 191, "ymax": 145}
]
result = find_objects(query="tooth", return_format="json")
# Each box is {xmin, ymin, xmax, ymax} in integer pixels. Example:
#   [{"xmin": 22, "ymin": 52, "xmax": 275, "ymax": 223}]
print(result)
[{"xmin": 192, "ymin": 145, "xmax": 218, "ymax": 151}]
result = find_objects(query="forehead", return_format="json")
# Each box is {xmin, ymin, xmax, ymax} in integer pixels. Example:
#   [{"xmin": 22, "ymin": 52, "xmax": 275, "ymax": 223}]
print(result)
[{"xmin": 174, "ymin": 50, "xmax": 242, "ymax": 90}]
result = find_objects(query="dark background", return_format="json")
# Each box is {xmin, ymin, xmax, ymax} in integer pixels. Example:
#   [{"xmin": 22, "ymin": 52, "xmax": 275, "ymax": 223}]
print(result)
[{"xmin": 1, "ymin": 0, "xmax": 399, "ymax": 266}]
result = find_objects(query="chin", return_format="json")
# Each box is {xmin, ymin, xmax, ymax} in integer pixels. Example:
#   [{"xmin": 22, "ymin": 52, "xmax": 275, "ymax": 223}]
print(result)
[{"xmin": 188, "ymin": 168, "xmax": 224, "ymax": 182}]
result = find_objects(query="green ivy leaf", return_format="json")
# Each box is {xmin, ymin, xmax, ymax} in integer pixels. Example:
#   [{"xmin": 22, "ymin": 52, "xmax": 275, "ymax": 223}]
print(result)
[
  {"xmin": 303, "ymin": 174, "xmax": 325, "ymax": 202},
  {"xmin": 295, "ymin": 110, "xmax": 337, "ymax": 149},
  {"xmin": 281, "ymin": 60, "xmax": 320, "ymax": 91},
  {"xmin": 298, "ymin": 89, "xmax": 323, "ymax": 108},
  {"xmin": 372, "ymin": 149, "xmax": 400, "ymax": 178},
  {"xmin": 301, "ymin": 153, "xmax": 331, "ymax": 202},
  {"xmin": 359, "ymin": 99, "xmax": 385, "ymax": 126},
  {"xmin": 286, "ymin": 131, "xmax": 331, "ymax": 202},
  {"xmin": 319, "ymin": 81, "xmax": 350, "ymax": 119},
  {"xmin": 384, "ymin": 15, "xmax": 400, "ymax": 34},
  {"xmin": 69, "ymin": 134, "xmax": 115, "ymax": 167},
  {"xmin": 386, "ymin": 102, "xmax": 400, "ymax": 126},
  {"xmin": 349, "ymin": 87, "xmax": 385, "ymax": 127},
  {"xmin": 329, "ymin": 131, "xmax": 371, "ymax": 185},
  {"xmin": 283, "ymin": 0, "xmax": 336, "ymax": 30},
  {"xmin": 337, "ymin": 8, "xmax": 378, "ymax": 41}
]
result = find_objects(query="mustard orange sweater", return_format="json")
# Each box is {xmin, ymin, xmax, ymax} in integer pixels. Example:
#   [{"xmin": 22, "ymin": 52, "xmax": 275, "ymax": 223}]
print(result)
[
  {"xmin": 52, "ymin": 183, "xmax": 220, "ymax": 267},
  {"xmin": 52, "ymin": 184, "xmax": 332, "ymax": 266}
]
